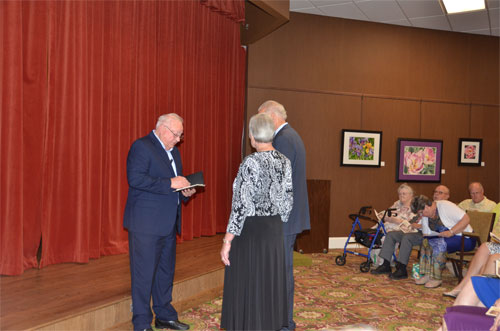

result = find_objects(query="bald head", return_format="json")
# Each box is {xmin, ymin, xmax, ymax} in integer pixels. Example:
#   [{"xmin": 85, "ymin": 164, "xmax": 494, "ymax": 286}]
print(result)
[
  {"xmin": 469, "ymin": 182, "xmax": 485, "ymax": 203},
  {"xmin": 433, "ymin": 185, "xmax": 450, "ymax": 201}
]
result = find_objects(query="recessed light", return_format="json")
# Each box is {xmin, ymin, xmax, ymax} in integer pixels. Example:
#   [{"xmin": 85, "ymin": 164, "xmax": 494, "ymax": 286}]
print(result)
[{"xmin": 441, "ymin": 0, "xmax": 486, "ymax": 14}]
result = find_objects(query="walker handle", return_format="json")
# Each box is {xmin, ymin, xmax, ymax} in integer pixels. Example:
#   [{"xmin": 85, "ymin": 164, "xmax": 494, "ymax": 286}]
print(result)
[
  {"xmin": 359, "ymin": 206, "xmax": 372, "ymax": 215},
  {"xmin": 348, "ymin": 214, "xmax": 373, "ymax": 222}
]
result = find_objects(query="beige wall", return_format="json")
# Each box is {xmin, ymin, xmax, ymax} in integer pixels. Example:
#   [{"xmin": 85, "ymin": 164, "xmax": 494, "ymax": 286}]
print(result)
[{"xmin": 246, "ymin": 12, "xmax": 500, "ymax": 236}]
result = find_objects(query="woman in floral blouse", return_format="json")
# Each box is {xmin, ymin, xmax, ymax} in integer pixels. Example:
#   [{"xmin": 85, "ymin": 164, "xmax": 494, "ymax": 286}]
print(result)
[{"xmin": 220, "ymin": 113, "xmax": 293, "ymax": 331}]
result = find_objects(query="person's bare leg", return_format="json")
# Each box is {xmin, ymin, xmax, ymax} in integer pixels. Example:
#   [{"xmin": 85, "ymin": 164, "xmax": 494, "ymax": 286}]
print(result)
[
  {"xmin": 448, "ymin": 243, "xmax": 490, "ymax": 294},
  {"xmin": 453, "ymin": 277, "xmax": 485, "ymax": 307},
  {"xmin": 480, "ymin": 253, "xmax": 500, "ymax": 275}
]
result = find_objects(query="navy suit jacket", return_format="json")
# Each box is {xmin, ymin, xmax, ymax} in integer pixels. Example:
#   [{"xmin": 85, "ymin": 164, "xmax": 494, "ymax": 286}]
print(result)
[
  {"xmin": 273, "ymin": 124, "xmax": 311, "ymax": 235},
  {"xmin": 123, "ymin": 131, "xmax": 186, "ymax": 236}
]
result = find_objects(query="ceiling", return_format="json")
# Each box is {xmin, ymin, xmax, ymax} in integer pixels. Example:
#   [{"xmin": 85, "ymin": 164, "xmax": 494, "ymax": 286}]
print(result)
[{"xmin": 290, "ymin": 0, "xmax": 500, "ymax": 36}]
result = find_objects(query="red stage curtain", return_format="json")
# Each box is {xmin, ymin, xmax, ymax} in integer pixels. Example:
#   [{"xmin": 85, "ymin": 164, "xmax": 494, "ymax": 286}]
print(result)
[
  {"xmin": 201, "ymin": 0, "xmax": 245, "ymax": 23},
  {"xmin": 0, "ymin": 0, "xmax": 245, "ymax": 275}
]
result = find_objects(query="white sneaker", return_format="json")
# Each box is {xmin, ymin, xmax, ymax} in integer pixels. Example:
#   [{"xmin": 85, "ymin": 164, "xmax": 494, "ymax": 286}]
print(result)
[
  {"xmin": 415, "ymin": 275, "xmax": 429, "ymax": 285},
  {"xmin": 425, "ymin": 279, "xmax": 442, "ymax": 288}
]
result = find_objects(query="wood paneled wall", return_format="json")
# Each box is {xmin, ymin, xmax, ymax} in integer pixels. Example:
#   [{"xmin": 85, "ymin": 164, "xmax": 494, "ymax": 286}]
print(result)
[{"xmin": 246, "ymin": 12, "xmax": 500, "ymax": 236}]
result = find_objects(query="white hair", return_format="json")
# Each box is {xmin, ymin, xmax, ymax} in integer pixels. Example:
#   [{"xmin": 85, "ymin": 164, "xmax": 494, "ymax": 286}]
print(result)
[
  {"xmin": 249, "ymin": 113, "xmax": 274, "ymax": 143},
  {"xmin": 156, "ymin": 113, "xmax": 183, "ymax": 129},
  {"xmin": 397, "ymin": 183, "xmax": 414, "ymax": 196},
  {"xmin": 258, "ymin": 100, "xmax": 287, "ymax": 121}
]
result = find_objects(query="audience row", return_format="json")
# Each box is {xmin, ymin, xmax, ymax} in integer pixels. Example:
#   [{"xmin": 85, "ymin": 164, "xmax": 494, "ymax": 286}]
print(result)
[{"xmin": 370, "ymin": 182, "xmax": 499, "ymax": 330}]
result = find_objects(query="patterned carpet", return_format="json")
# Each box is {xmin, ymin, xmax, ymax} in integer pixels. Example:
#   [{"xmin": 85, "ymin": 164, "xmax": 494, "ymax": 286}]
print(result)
[{"xmin": 176, "ymin": 248, "xmax": 457, "ymax": 330}]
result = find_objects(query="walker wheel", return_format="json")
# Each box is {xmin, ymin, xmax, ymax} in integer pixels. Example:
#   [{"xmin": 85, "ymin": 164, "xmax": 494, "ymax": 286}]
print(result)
[
  {"xmin": 360, "ymin": 261, "xmax": 371, "ymax": 273},
  {"xmin": 335, "ymin": 255, "xmax": 346, "ymax": 266}
]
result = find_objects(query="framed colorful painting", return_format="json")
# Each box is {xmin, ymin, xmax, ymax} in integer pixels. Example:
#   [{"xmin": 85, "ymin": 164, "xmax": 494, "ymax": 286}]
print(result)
[
  {"xmin": 397, "ymin": 138, "xmax": 443, "ymax": 182},
  {"xmin": 341, "ymin": 130, "xmax": 382, "ymax": 167},
  {"xmin": 458, "ymin": 138, "xmax": 482, "ymax": 166}
]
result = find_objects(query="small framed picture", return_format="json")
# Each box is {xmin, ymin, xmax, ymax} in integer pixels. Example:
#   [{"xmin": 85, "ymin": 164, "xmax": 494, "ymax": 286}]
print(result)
[
  {"xmin": 340, "ymin": 129, "xmax": 382, "ymax": 167},
  {"xmin": 458, "ymin": 138, "xmax": 482, "ymax": 166},
  {"xmin": 396, "ymin": 138, "xmax": 443, "ymax": 182}
]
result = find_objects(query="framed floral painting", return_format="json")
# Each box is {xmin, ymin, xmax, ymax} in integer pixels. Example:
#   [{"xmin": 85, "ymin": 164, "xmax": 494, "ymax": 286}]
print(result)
[
  {"xmin": 397, "ymin": 138, "xmax": 443, "ymax": 182},
  {"xmin": 458, "ymin": 138, "xmax": 482, "ymax": 166},
  {"xmin": 341, "ymin": 130, "xmax": 382, "ymax": 167}
]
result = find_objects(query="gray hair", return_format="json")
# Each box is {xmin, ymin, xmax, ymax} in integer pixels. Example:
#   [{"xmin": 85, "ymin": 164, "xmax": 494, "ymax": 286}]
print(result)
[
  {"xmin": 258, "ymin": 100, "xmax": 287, "ymax": 121},
  {"xmin": 411, "ymin": 195, "xmax": 433, "ymax": 214},
  {"xmin": 249, "ymin": 113, "xmax": 275, "ymax": 143},
  {"xmin": 469, "ymin": 182, "xmax": 484, "ymax": 192},
  {"xmin": 156, "ymin": 113, "xmax": 183, "ymax": 130},
  {"xmin": 398, "ymin": 183, "xmax": 414, "ymax": 196}
]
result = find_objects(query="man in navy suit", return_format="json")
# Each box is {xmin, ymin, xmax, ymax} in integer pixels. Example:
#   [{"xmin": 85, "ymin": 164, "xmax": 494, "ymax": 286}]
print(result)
[
  {"xmin": 123, "ymin": 113, "xmax": 196, "ymax": 331},
  {"xmin": 259, "ymin": 100, "xmax": 311, "ymax": 330}
]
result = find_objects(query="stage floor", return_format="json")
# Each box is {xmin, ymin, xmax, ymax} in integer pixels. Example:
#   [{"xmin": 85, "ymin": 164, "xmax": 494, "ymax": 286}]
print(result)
[{"xmin": 0, "ymin": 234, "xmax": 224, "ymax": 330}]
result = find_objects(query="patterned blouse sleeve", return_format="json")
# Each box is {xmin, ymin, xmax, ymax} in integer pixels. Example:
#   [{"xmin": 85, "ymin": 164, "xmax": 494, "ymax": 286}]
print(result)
[
  {"xmin": 279, "ymin": 157, "xmax": 294, "ymax": 223},
  {"xmin": 226, "ymin": 157, "xmax": 257, "ymax": 236},
  {"xmin": 391, "ymin": 200, "xmax": 415, "ymax": 221}
]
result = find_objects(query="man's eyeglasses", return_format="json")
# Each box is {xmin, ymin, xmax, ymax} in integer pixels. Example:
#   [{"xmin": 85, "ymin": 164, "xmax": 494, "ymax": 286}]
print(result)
[{"xmin": 163, "ymin": 125, "xmax": 184, "ymax": 140}]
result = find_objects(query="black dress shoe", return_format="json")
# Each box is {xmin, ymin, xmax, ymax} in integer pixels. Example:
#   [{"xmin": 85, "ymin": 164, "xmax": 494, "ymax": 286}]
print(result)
[
  {"xmin": 389, "ymin": 262, "xmax": 408, "ymax": 280},
  {"xmin": 370, "ymin": 264, "xmax": 392, "ymax": 275},
  {"xmin": 155, "ymin": 319, "xmax": 190, "ymax": 330},
  {"xmin": 389, "ymin": 268, "xmax": 408, "ymax": 279}
]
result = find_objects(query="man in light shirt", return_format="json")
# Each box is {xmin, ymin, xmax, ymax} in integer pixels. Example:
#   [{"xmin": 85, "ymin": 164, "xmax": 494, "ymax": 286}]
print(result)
[{"xmin": 458, "ymin": 182, "xmax": 496, "ymax": 212}]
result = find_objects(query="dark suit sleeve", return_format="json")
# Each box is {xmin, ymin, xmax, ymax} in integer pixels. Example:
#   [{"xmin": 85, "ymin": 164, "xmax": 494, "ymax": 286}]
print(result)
[{"xmin": 126, "ymin": 140, "xmax": 174, "ymax": 195}]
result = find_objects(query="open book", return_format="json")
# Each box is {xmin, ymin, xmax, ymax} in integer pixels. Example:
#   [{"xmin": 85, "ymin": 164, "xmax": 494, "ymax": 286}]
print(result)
[
  {"xmin": 374, "ymin": 209, "xmax": 384, "ymax": 221},
  {"xmin": 399, "ymin": 220, "xmax": 418, "ymax": 233},
  {"xmin": 174, "ymin": 171, "xmax": 205, "ymax": 192},
  {"xmin": 486, "ymin": 305, "xmax": 500, "ymax": 317},
  {"xmin": 491, "ymin": 232, "xmax": 500, "ymax": 244}
]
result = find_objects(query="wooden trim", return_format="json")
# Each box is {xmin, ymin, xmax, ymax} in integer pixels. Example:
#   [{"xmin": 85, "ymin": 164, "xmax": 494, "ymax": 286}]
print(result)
[
  {"xmin": 248, "ymin": 85, "xmax": 500, "ymax": 107},
  {"xmin": 241, "ymin": 0, "xmax": 289, "ymax": 45}
]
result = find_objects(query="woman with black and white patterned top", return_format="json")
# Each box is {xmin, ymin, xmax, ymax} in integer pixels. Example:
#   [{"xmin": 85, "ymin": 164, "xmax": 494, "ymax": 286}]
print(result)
[{"xmin": 220, "ymin": 113, "xmax": 293, "ymax": 331}]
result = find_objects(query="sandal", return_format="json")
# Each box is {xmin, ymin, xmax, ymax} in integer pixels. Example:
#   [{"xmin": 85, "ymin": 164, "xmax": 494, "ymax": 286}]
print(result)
[{"xmin": 443, "ymin": 289, "xmax": 460, "ymax": 298}]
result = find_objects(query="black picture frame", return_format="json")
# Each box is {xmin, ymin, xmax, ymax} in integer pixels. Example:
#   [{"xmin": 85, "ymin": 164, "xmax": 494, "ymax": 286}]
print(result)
[
  {"xmin": 458, "ymin": 138, "xmax": 482, "ymax": 166},
  {"xmin": 340, "ymin": 129, "xmax": 382, "ymax": 167}
]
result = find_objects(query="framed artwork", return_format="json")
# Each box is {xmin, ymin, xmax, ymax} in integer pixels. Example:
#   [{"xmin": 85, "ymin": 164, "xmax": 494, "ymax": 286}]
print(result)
[
  {"xmin": 340, "ymin": 129, "xmax": 382, "ymax": 167},
  {"xmin": 396, "ymin": 138, "xmax": 443, "ymax": 182},
  {"xmin": 458, "ymin": 138, "xmax": 482, "ymax": 166}
]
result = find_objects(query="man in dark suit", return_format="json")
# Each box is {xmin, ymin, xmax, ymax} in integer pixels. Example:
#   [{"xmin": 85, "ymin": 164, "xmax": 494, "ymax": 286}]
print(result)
[
  {"xmin": 259, "ymin": 100, "xmax": 311, "ymax": 330},
  {"xmin": 123, "ymin": 113, "xmax": 196, "ymax": 331}
]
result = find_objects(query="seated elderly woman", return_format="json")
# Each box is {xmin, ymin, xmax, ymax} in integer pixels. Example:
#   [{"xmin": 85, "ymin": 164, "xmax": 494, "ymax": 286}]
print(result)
[
  {"xmin": 371, "ymin": 183, "xmax": 416, "ymax": 267},
  {"xmin": 411, "ymin": 195, "xmax": 476, "ymax": 288},
  {"xmin": 444, "ymin": 202, "xmax": 500, "ymax": 298},
  {"xmin": 440, "ymin": 253, "xmax": 500, "ymax": 331},
  {"xmin": 371, "ymin": 185, "xmax": 420, "ymax": 280},
  {"xmin": 379, "ymin": 183, "xmax": 416, "ymax": 232}
]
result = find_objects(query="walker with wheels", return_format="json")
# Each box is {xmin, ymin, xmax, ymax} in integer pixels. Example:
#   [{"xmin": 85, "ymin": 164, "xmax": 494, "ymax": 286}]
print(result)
[{"xmin": 335, "ymin": 206, "xmax": 395, "ymax": 272}]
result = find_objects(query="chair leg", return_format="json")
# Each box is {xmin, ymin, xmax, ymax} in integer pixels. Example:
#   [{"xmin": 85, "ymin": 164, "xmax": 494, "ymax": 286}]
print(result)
[{"xmin": 451, "ymin": 260, "xmax": 462, "ymax": 283}]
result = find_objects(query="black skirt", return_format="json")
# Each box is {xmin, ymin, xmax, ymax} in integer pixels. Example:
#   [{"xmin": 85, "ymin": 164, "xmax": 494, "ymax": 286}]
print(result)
[{"xmin": 220, "ymin": 215, "xmax": 288, "ymax": 331}]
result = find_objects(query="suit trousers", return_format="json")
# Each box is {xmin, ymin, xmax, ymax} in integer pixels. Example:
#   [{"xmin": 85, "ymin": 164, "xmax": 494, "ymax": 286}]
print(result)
[
  {"xmin": 284, "ymin": 234, "xmax": 297, "ymax": 330},
  {"xmin": 128, "ymin": 230, "xmax": 178, "ymax": 330},
  {"xmin": 379, "ymin": 231, "xmax": 422, "ymax": 266}
]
